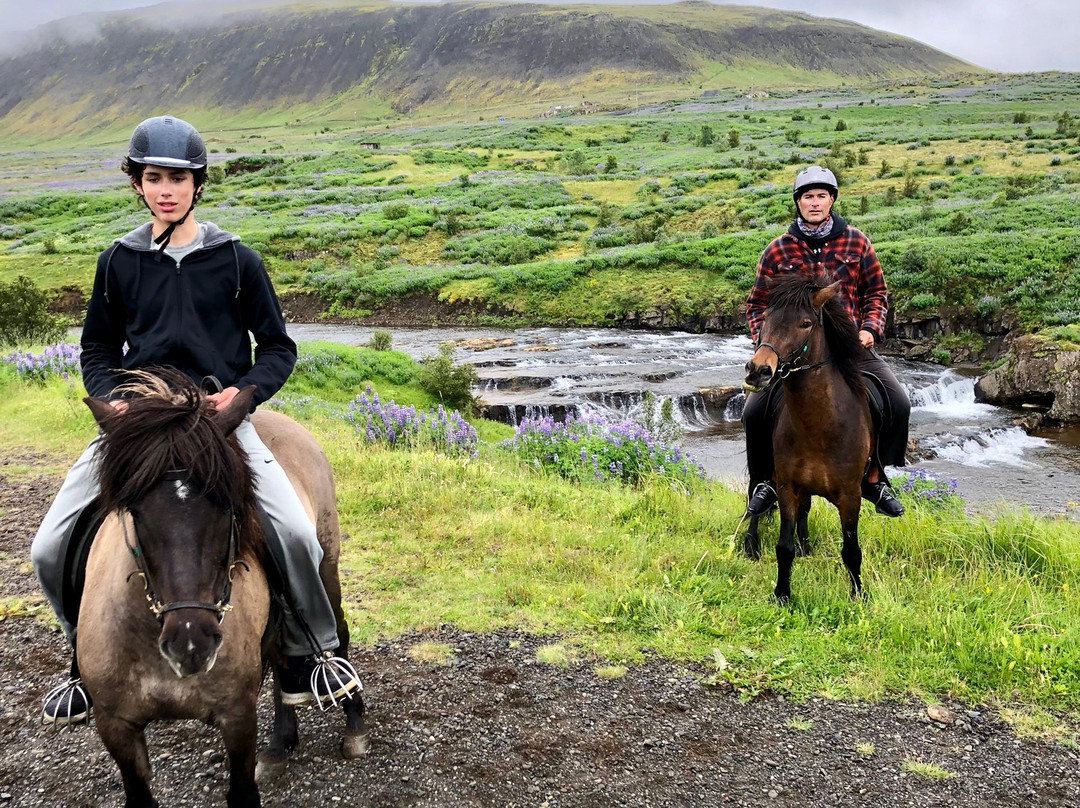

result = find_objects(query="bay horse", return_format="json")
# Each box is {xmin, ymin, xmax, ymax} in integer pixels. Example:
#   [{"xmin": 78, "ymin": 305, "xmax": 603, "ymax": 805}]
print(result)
[
  {"xmin": 742, "ymin": 275, "xmax": 873, "ymax": 602},
  {"xmin": 77, "ymin": 371, "xmax": 366, "ymax": 808}
]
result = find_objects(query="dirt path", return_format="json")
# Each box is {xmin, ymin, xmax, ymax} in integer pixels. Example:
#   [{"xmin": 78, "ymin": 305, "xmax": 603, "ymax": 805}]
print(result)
[{"xmin": 0, "ymin": 462, "xmax": 1077, "ymax": 808}]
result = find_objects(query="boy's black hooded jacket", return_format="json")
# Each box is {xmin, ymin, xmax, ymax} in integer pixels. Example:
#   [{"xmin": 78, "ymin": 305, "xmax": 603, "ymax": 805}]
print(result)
[{"xmin": 81, "ymin": 222, "xmax": 296, "ymax": 407}]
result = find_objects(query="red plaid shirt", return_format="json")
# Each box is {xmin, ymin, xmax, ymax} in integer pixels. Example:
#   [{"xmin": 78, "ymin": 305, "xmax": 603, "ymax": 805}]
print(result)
[{"xmin": 745, "ymin": 216, "xmax": 889, "ymax": 343}]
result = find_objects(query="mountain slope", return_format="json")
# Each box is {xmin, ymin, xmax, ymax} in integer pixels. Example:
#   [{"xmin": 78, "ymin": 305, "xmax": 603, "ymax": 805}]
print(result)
[{"xmin": 0, "ymin": 1, "xmax": 979, "ymax": 137}]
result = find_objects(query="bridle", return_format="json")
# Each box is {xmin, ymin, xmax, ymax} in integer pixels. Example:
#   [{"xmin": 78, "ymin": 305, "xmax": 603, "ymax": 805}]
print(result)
[
  {"xmin": 755, "ymin": 307, "xmax": 832, "ymax": 380},
  {"xmin": 123, "ymin": 471, "xmax": 247, "ymax": 624}
]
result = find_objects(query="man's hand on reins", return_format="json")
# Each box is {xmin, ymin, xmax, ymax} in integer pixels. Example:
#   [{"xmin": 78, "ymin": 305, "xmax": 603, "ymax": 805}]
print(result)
[{"xmin": 858, "ymin": 330, "xmax": 875, "ymax": 349}]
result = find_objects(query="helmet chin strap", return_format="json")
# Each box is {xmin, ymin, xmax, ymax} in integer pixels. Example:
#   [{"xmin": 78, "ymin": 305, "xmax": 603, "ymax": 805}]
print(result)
[{"xmin": 152, "ymin": 203, "xmax": 195, "ymax": 258}]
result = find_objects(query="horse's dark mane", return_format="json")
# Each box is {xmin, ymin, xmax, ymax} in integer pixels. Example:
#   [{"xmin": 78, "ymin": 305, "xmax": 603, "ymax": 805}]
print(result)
[
  {"xmin": 766, "ymin": 273, "xmax": 866, "ymax": 395},
  {"xmin": 95, "ymin": 369, "xmax": 261, "ymax": 556}
]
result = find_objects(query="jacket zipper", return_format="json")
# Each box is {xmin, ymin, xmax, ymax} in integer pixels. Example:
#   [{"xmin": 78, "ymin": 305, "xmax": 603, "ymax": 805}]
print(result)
[{"xmin": 175, "ymin": 258, "xmax": 183, "ymax": 350}]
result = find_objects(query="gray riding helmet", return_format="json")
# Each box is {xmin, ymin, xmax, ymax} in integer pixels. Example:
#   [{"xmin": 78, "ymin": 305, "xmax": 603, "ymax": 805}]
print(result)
[
  {"xmin": 793, "ymin": 165, "xmax": 838, "ymax": 201},
  {"xmin": 127, "ymin": 116, "xmax": 207, "ymax": 169}
]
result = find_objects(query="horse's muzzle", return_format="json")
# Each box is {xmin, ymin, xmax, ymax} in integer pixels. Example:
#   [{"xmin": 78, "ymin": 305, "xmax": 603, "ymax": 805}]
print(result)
[
  {"xmin": 744, "ymin": 356, "xmax": 775, "ymax": 393},
  {"xmin": 159, "ymin": 612, "xmax": 224, "ymax": 677}
]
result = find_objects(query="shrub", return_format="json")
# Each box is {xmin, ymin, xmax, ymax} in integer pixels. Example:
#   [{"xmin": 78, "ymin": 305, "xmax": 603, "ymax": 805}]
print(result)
[
  {"xmin": 0, "ymin": 276, "xmax": 67, "ymax": 347},
  {"xmin": 384, "ymin": 202, "xmax": 410, "ymax": 220},
  {"xmin": 368, "ymin": 330, "xmax": 392, "ymax": 351},
  {"xmin": 559, "ymin": 150, "xmax": 592, "ymax": 175},
  {"xmin": 908, "ymin": 293, "xmax": 941, "ymax": 310},
  {"xmin": 698, "ymin": 125, "xmax": 715, "ymax": 147},
  {"xmin": 418, "ymin": 343, "xmax": 478, "ymax": 412},
  {"xmin": 596, "ymin": 202, "xmax": 617, "ymax": 228},
  {"xmin": 944, "ymin": 211, "xmax": 973, "ymax": 234}
]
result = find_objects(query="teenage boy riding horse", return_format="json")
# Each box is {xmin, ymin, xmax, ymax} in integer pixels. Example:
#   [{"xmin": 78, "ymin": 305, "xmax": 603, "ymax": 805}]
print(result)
[
  {"xmin": 742, "ymin": 165, "xmax": 909, "ymax": 519},
  {"xmin": 32, "ymin": 115, "xmax": 362, "ymax": 725}
]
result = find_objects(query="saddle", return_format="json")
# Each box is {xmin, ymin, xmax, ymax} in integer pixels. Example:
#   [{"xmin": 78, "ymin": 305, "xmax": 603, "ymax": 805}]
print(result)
[{"xmin": 762, "ymin": 371, "xmax": 892, "ymax": 466}]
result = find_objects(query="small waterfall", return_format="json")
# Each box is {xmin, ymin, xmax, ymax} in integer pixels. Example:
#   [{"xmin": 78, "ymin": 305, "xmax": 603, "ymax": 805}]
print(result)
[
  {"xmin": 907, "ymin": 371, "xmax": 994, "ymax": 418},
  {"xmin": 924, "ymin": 427, "xmax": 1049, "ymax": 468},
  {"xmin": 725, "ymin": 392, "xmax": 745, "ymax": 422}
]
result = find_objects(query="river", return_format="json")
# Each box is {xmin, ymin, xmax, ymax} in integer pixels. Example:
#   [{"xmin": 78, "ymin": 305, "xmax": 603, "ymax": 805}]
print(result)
[{"xmin": 288, "ymin": 324, "xmax": 1080, "ymax": 519}]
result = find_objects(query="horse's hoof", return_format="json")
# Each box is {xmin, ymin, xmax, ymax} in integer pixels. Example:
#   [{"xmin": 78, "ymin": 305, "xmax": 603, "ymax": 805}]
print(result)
[
  {"xmin": 796, "ymin": 542, "xmax": 811, "ymax": 558},
  {"xmin": 342, "ymin": 729, "xmax": 371, "ymax": 759},
  {"xmin": 255, "ymin": 757, "xmax": 287, "ymax": 785}
]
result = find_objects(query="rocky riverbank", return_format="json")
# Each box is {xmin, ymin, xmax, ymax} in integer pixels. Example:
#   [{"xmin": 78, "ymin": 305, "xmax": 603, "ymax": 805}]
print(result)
[{"xmin": 51, "ymin": 288, "xmax": 1080, "ymax": 426}]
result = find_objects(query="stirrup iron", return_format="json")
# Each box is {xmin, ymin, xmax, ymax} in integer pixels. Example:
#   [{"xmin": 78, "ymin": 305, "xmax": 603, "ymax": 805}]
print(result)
[
  {"xmin": 310, "ymin": 652, "xmax": 363, "ymax": 711},
  {"xmin": 42, "ymin": 678, "xmax": 91, "ymax": 728}
]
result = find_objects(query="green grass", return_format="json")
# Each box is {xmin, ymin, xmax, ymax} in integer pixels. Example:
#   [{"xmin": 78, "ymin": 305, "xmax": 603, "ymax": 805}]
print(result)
[
  {"xmin": 900, "ymin": 760, "xmax": 955, "ymax": 781},
  {"xmin": 4, "ymin": 343, "xmax": 1080, "ymax": 716}
]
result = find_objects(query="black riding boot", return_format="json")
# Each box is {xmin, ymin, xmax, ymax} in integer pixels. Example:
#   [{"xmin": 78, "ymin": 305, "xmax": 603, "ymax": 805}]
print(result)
[{"xmin": 862, "ymin": 476, "xmax": 905, "ymax": 517}]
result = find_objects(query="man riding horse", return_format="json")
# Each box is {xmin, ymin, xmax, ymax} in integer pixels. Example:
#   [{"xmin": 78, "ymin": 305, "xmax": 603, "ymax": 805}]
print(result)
[
  {"xmin": 31, "ymin": 115, "xmax": 362, "ymax": 725},
  {"xmin": 742, "ymin": 165, "xmax": 910, "ymax": 518}
]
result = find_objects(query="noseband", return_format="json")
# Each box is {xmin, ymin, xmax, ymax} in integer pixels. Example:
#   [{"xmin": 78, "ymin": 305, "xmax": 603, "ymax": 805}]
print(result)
[
  {"xmin": 123, "ymin": 471, "xmax": 247, "ymax": 624},
  {"xmin": 755, "ymin": 308, "xmax": 831, "ymax": 380}
]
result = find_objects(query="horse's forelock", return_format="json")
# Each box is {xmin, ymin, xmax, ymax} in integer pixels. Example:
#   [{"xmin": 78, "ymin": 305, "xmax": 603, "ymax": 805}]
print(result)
[
  {"xmin": 765, "ymin": 273, "xmax": 865, "ymax": 392},
  {"xmin": 95, "ymin": 372, "xmax": 257, "ymax": 532}
]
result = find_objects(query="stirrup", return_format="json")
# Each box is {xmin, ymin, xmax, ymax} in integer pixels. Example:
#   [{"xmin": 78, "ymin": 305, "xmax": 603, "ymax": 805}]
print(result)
[
  {"xmin": 310, "ymin": 652, "xmax": 363, "ymax": 711},
  {"xmin": 746, "ymin": 481, "xmax": 777, "ymax": 516},
  {"xmin": 42, "ymin": 678, "xmax": 92, "ymax": 727}
]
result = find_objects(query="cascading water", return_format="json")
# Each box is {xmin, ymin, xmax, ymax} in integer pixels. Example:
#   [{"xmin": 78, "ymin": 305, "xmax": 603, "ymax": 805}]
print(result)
[{"xmin": 284, "ymin": 323, "xmax": 1080, "ymax": 516}]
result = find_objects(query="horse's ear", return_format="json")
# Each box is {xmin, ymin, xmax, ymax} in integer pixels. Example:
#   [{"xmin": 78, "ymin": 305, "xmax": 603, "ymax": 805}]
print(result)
[
  {"xmin": 214, "ymin": 385, "xmax": 257, "ymax": 436},
  {"xmin": 810, "ymin": 281, "xmax": 841, "ymax": 309},
  {"xmin": 84, "ymin": 397, "xmax": 119, "ymax": 431}
]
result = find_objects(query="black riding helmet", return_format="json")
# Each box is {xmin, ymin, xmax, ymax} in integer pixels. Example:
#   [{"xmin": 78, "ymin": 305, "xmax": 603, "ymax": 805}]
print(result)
[
  {"xmin": 128, "ymin": 116, "xmax": 207, "ymax": 169},
  {"xmin": 127, "ymin": 116, "xmax": 206, "ymax": 254}
]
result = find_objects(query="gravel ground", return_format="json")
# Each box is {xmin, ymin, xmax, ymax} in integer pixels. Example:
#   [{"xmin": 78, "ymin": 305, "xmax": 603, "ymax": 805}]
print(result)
[{"xmin": 1, "ymin": 458, "xmax": 1078, "ymax": 808}]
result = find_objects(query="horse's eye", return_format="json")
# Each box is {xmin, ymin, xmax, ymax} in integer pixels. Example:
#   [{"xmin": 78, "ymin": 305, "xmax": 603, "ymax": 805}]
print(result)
[{"xmin": 800, "ymin": 319, "xmax": 813, "ymax": 329}]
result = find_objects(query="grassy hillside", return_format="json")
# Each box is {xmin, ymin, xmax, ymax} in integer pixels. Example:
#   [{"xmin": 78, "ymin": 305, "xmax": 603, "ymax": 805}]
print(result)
[
  {"xmin": 0, "ymin": 0, "xmax": 978, "ymax": 140},
  {"xmin": 3, "ymin": 73, "xmax": 1077, "ymax": 359}
]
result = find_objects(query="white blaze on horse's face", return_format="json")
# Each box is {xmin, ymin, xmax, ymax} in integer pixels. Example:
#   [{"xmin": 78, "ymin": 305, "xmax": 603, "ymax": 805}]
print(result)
[{"xmin": 173, "ymin": 479, "xmax": 190, "ymax": 501}]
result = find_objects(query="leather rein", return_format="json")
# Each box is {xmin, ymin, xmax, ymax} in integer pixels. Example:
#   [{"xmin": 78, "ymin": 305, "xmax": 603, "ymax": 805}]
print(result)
[{"xmin": 123, "ymin": 471, "xmax": 248, "ymax": 624}]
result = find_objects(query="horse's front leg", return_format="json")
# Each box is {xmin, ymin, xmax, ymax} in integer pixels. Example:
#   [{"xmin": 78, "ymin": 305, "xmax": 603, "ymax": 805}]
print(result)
[
  {"xmin": 774, "ymin": 485, "xmax": 798, "ymax": 604},
  {"xmin": 795, "ymin": 496, "xmax": 812, "ymax": 557},
  {"xmin": 217, "ymin": 698, "xmax": 261, "ymax": 808},
  {"xmin": 93, "ymin": 711, "xmax": 158, "ymax": 808},
  {"xmin": 838, "ymin": 492, "xmax": 863, "ymax": 600}
]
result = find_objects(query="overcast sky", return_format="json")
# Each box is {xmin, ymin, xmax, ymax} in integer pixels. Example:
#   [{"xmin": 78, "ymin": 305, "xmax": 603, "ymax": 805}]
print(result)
[{"xmin": 0, "ymin": 0, "xmax": 1076, "ymax": 73}]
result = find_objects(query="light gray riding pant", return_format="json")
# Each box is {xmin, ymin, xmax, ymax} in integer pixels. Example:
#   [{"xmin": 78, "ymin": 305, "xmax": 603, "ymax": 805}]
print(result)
[{"xmin": 31, "ymin": 418, "xmax": 339, "ymax": 656}]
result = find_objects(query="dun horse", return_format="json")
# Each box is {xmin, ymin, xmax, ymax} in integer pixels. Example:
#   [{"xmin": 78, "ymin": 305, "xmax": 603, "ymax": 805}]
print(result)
[
  {"xmin": 76, "ymin": 372, "xmax": 366, "ymax": 808},
  {"xmin": 742, "ymin": 275, "xmax": 873, "ymax": 602}
]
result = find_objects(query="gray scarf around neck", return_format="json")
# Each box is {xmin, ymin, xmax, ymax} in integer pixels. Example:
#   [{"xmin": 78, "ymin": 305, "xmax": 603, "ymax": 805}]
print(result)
[{"xmin": 796, "ymin": 215, "xmax": 835, "ymax": 240}]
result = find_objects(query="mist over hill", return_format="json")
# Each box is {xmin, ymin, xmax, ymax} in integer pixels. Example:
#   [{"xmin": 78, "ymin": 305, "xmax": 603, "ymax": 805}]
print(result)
[{"xmin": 0, "ymin": 0, "xmax": 978, "ymax": 137}]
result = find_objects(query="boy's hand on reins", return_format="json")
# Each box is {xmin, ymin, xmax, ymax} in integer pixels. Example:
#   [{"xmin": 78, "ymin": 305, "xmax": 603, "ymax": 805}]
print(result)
[
  {"xmin": 206, "ymin": 387, "xmax": 241, "ymax": 411},
  {"xmin": 858, "ymin": 330, "xmax": 875, "ymax": 349}
]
